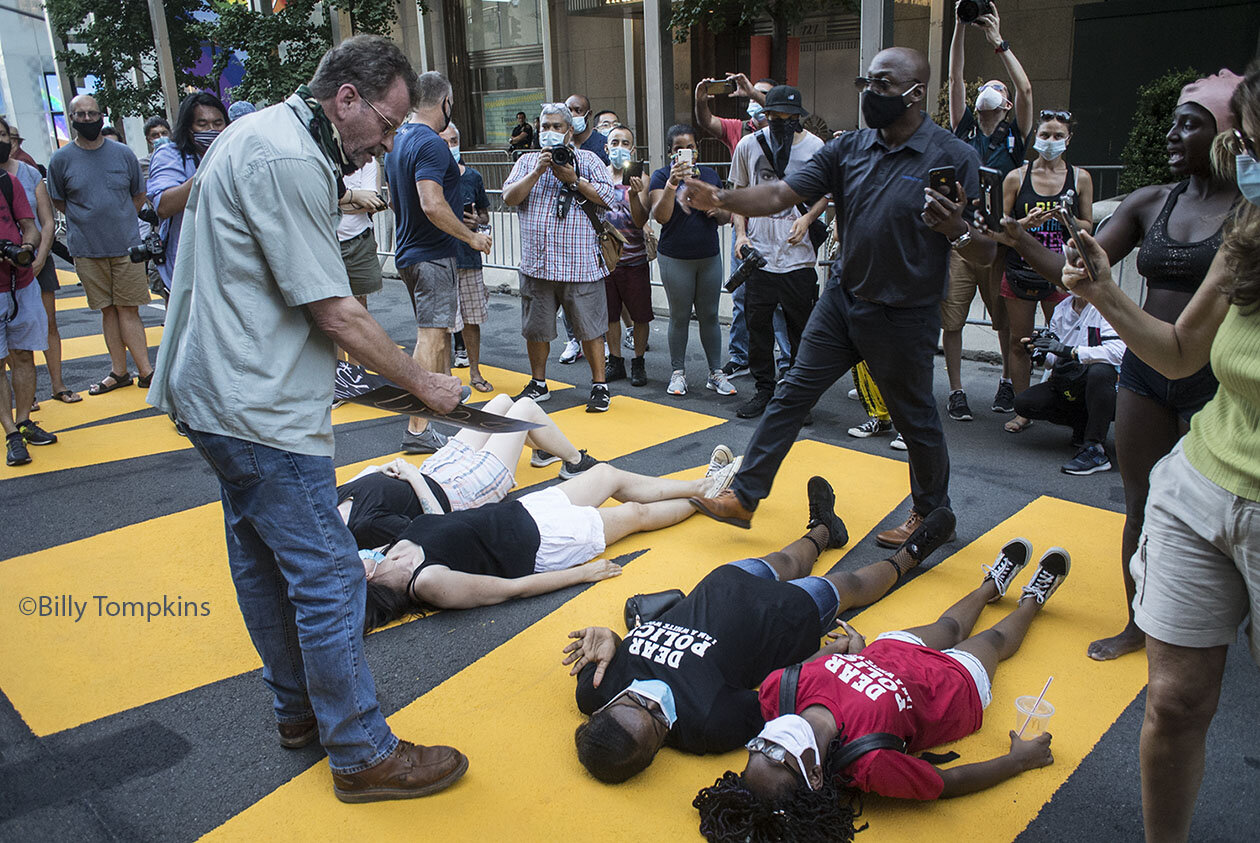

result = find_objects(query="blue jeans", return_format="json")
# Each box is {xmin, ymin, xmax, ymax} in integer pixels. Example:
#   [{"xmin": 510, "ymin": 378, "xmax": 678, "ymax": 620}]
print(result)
[
  {"xmin": 726, "ymin": 228, "xmax": 791, "ymax": 369},
  {"xmin": 726, "ymin": 557, "xmax": 841, "ymax": 629},
  {"xmin": 186, "ymin": 429, "xmax": 398, "ymax": 774}
]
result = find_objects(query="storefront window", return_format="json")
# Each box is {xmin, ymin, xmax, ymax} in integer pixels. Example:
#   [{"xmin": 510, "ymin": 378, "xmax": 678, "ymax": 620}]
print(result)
[
  {"xmin": 461, "ymin": 0, "xmax": 546, "ymax": 146},
  {"xmin": 461, "ymin": 0, "xmax": 543, "ymax": 53}
]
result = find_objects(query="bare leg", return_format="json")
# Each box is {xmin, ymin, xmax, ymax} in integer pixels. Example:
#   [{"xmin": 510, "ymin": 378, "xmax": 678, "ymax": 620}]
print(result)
[
  {"xmin": 952, "ymin": 588, "xmax": 1043, "ymax": 682},
  {"xmin": 758, "ymin": 530, "xmax": 826, "ymax": 580},
  {"xmin": 115, "ymin": 306, "xmax": 153, "ymax": 377},
  {"xmin": 0, "ymin": 360, "xmax": 15, "ymax": 435},
  {"xmin": 581, "ymin": 336, "xmax": 606, "ymax": 382},
  {"xmin": 996, "ymin": 328, "xmax": 1012, "ymax": 379},
  {"xmin": 453, "ymin": 393, "xmax": 513, "ymax": 448},
  {"xmin": 509, "ymin": 397, "xmax": 581, "ymax": 463},
  {"xmin": 1088, "ymin": 389, "xmax": 1181, "ymax": 661},
  {"xmin": 1005, "ymin": 299, "xmax": 1036, "ymax": 430},
  {"xmin": 943, "ymin": 328, "xmax": 965, "ymax": 392},
  {"xmin": 899, "ymin": 581, "xmax": 997, "ymax": 652},
  {"xmin": 632, "ymin": 322, "xmax": 649, "ymax": 358},
  {"xmin": 557, "ymin": 462, "xmax": 704, "ymax": 508},
  {"xmin": 41, "ymin": 291, "xmax": 71, "ymax": 395},
  {"xmin": 8, "ymin": 351, "xmax": 35, "ymax": 427},
  {"xmin": 527, "ymin": 340, "xmax": 549, "ymax": 381},
  {"xmin": 1140, "ymin": 637, "xmax": 1227, "ymax": 843},
  {"xmin": 463, "ymin": 322, "xmax": 485, "ymax": 385},
  {"xmin": 407, "ymin": 327, "xmax": 450, "ymax": 435},
  {"xmin": 607, "ymin": 320, "xmax": 622, "ymax": 354},
  {"xmin": 99, "ymin": 306, "xmax": 128, "ymax": 376},
  {"xmin": 598, "ymin": 498, "xmax": 695, "ymax": 545}
]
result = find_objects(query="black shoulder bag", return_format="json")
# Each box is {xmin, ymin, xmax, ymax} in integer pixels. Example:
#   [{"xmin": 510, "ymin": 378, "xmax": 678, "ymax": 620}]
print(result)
[
  {"xmin": 754, "ymin": 132, "xmax": 828, "ymax": 253},
  {"xmin": 624, "ymin": 589, "xmax": 685, "ymax": 630}
]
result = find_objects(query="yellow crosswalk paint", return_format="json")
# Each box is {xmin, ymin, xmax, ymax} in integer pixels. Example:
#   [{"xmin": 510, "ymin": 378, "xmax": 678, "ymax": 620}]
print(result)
[
  {"xmin": 51, "ymin": 293, "xmax": 162, "ymax": 313},
  {"xmin": 60, "ymin": 327, "xmax": 164, "ymax": 364},
  {"xmin": 29, "ymin": 386, "xmax": 155, "ymax": 432},
  {"xmin": 0, "ymin": 400, "xmax": 724, "ymax": 735}
]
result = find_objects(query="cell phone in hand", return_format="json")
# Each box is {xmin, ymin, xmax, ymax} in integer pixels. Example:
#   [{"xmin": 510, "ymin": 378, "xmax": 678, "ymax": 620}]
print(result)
[
  {"xmin": 621, "ymin": 160, "xmax": 644, "ymax": 185},
  {"xmin": 928, "ymin": 166, "xmax": 958, "ymax": 202},
  {"xmin": 463, "ymin": 202, "xmax": 475, "ymax": 216},
  {"xmin": 703, "ymin": 79, "xmax": 737, "ymax": 96},
  {"xmin": 978, "ymin": 166, "xmax": 1003, "ymax": 231},
  {"xmin": 1054, "ymin": 207, "xmax": 1097, "ymax": 284}
]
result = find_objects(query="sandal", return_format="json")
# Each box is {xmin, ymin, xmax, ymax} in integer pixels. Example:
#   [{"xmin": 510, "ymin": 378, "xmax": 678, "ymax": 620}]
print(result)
[
  {"xmin": 137, "ymin": 370, "xmax": 154, "ymax": 389},
  {"xmin": 88, "ymin": 371, "xmax": 133, "ymax": 395},
  {"xmin": 1004, "ymin": 416, "xmax": 1034, "ymax": 434},
  {"xmin": 51, "ymin": 390, "xmax": 82, "ymax": 404},
  {"xmin": 470, "ymin": 375, "xmax": 494, "ymax": 393}
]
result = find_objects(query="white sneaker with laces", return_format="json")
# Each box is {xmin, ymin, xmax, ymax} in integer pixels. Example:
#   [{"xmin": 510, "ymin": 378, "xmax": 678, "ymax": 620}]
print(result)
[
  {"xmin": 559, "ymin": 338, "xmax": 583, "ymax": 364},
  {"xmin": 1020, "ymin": 548, "xmax": 1072, "ymax": 605},
  {"xmin": 889, "ymin": 434, "xmax": 907, "ymax": 451},
  {"xmin": 847, "ymin": 417, "xmax": 892, "ymax": 438},
  {"xmin": 706, "ymin": 444, "xmax": 733, "ymax": 476},
  {"xmin": 706, "ymin": 369, "xmax": 737, "ymax": 396},
  {"xmin": 667, "ymin": 369, "xmax": 687, "ymax": 395},
  {"xmin": 982, "ymin": 538, "xmax": 1032, "ymax": 601},
  {"xmin": 704, "ymin": 455, "xmax": 743, "ymax": 497},
  {"xmin": 847, "ymin": 387, "xmax": 860, "ymax": 401}
]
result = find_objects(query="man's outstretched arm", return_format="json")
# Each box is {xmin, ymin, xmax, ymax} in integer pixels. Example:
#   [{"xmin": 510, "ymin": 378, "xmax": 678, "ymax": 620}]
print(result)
[{"xmin": 682, "ymin": 178, "xmax": 803, "ymax": 219}]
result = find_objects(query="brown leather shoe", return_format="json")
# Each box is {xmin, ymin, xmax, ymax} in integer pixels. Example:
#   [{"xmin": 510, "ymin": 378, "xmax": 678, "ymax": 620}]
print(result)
[
  {"xmin": 689, "ymin": 489, "xmax": 754, "ymax": 529},
  {"xmin": 875, "ymin": 509, "xmax": 924, "ymax": 549},
  {"xmin": 278, "ymin": 716, "xmax": 319, "ymax": 749},
  {"xmin": 332, "ymin": 740, "xmax": 469, "ymax": 803}
]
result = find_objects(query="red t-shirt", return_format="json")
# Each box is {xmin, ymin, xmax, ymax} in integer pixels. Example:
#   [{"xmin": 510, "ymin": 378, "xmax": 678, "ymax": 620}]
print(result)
[
  {"xmin": 759, "ymin": 639, "xmax": 984, "ymax": 800},
  {"xmin": 0, "ymin": 171, "xmax": 34, "ymax": 292},
  {"xmin": 719, "ymin": 117, "xmax": 747, "ymax": 156}
]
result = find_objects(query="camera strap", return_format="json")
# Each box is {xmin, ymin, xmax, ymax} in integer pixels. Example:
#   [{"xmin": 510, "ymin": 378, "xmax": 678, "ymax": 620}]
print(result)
[
  {"xmin": 0, "ymin": 171, "xmax": 22, "ymax": 324},
  {"xmin": 556, "ymin": 183, "xmax": 575, "ymax": 219}
]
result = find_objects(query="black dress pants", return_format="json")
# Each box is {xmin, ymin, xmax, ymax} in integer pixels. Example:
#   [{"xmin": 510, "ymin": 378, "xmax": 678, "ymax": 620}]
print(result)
[
  {"xmin": 744, "ymin": 266, "xmax": 818, "ymax": 394},
  {"xmin": 1013, "ymin": 363, "xmax": 1117, "ymax": 445},
  {"xmin": 732, "ymin": 285, "xmax": 950, "ymax": 516}
]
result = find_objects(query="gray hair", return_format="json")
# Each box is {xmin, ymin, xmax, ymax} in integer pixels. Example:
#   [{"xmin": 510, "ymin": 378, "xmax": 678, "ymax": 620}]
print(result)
[
  {"xmin": 416, "ymin": 71, "xmax": 452, "ymax": 110},
  {"xmin": 308, "ymin": 35, "xmax": 421, "ymax": 108},
  {"xmin": 540, "ymin": 102, "xmax": 573, "ymax": 128}
]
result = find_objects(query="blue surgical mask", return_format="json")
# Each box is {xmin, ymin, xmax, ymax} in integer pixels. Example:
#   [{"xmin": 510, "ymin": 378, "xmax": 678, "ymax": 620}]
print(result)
[
  {"xmin": 597, "ymin": 679, "xmax": 677, "ymax": 728},
  {"xmin": 1237, "ymin": 154, "xmax": 1260, "ymax": 206},
  {"xmin": 571, "ymin": 114, "xmax": 587, "ymax": 134},
  {"xmin": 359, "ymin": 548, "xmax": 386, "ymax": 580},
  {"xmin": 152, "ymin": 136, "xmax": 173, "ymax": 151},
  {"xmin": 539, "ymin": 130, "xmax": 566, "ymax": 148},
  {"xmin": 608, "ymin": 146, "xmax": 633, "ymax": 169},
  {"xmin": 747, "ymin": 101, "xmax": 765, "ymax": 121},
  {"xmin": 449, "ymin": 145, "xmax": 461, "ymax": 162},
  {"xmin": 1035, "ymin": 137, "xmax": 1068, "ymax": 161}
]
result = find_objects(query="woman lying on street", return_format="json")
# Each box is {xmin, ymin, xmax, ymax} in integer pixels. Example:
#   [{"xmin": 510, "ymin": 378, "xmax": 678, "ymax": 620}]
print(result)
[
  {"xmin": 978, "ymin": 69, "xmax": 1242, "ymax": 661},
  {"xmin": 336, "ymin": 394, "xmax": 599, "ymax": 549},
  {"xmin": 361, "ymin": 447, "xmax": 742, "ymax": 631}
]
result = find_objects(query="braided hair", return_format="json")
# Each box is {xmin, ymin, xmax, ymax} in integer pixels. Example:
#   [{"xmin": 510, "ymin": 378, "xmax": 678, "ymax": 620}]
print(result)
[{"xmin": 694, "ymin": 734, "xmax": 866, "ymax": 843}]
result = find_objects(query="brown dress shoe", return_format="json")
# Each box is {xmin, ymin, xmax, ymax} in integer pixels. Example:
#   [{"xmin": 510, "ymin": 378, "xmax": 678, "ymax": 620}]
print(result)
[
  {"xmin": 875, "ymin": 509, "xmax": 924, "ymax": 549},
  {"xmin": 332, "ymin": 740, "xmax": 469, "ymax": 803},
  {"xmin": 278, "ymin": 716, "xmax": 319, "ymax": 749},
  {"xmin": 688, "ymin": 489, "xmax": 754, "ymax": 529}
]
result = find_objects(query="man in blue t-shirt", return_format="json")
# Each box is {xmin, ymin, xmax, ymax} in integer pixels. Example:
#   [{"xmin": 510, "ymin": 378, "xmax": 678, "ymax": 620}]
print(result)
[
  {"xmin": 564, "ymin": 93, "xmax": 610, "ymax": 166},
  {"xmin": 385, "ymin": 72, "xmax": 491, "ymax": 455}
]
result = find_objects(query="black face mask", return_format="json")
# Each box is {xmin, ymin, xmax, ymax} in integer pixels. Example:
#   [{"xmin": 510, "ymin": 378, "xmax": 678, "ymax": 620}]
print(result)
[
  {"xmin": 0, "ymin": 142, "xmax": 10, "ymax": 164},
  {"xmin": 861, "ymin": 87, "xmax": 917, "ymax": 130},
  {"xmin": 73, "ymin": 118, "xmax": 104, "ymax": 141},
  {"xmin": 767, "ymin": 117, "xmax": 800, "ymax": 178},
  {"xmin": 440, "ymin": 98, "xmax": 452, "ymax": 133}
]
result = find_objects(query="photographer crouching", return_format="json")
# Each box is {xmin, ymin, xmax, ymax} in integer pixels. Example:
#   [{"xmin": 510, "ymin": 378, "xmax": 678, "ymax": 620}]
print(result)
[{"xmin": 1014, "ymin": 293, "xmax": 1125, "ymax": 475}]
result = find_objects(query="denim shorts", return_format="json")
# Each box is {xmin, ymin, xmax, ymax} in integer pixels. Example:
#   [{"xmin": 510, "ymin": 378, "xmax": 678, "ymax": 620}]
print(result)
[
  {"xmin": 726, "ymin": 557, "xmax": 840, "ymax": 629},
  {"xmin": 1118, "ymin": 349, "xmax": 1218, "ymax": 422}
]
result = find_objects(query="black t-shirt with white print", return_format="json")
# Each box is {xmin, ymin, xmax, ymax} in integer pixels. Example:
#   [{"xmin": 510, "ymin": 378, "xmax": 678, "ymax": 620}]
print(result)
[{"xmin": 575, "ymin": 565, "xmax": 823, "ymax": 754}]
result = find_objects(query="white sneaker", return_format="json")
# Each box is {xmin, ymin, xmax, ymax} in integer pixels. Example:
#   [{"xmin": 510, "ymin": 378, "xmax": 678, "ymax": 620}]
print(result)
[
  {"xmin": 667, "ymin": 369, "xmax": 687, "ymax": 395},
  {"xmin": 706, "ymin": 444, "xmax": 733, "ymax": 476},
  {"xmin": 704, "ymin": 455, "xmax": 743, "ymax": 497},
  {"xmin": 559, "ymin": 339, "xmax": 583, "ymax": 364},
  {"xmin": 706, "ymin": 369, "xmax": 737, "ymax": 396},
  {"xmin": 622, "ymin": 333, "xmax": 635, "ymax": 351},
  {"xmin": 889, "ymin": 434, "xmax": 907, "ymax": 451},
  {"xmin": 453, "ymin": 349, "xmax": 470, "ymax": 368},
  {"xmin": 847, "ymin": 387, "xmax": 860, "ymax": 401}
]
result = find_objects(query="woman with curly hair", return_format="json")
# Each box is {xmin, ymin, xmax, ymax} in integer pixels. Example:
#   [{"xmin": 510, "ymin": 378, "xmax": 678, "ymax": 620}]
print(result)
[
  {"xmin": 1060, "ymin": 60, "xmax": 1260, "ymax": 843},
  {"xmin": 694, "ymin": 544, "xmax": 1068, "ymax": 841}
]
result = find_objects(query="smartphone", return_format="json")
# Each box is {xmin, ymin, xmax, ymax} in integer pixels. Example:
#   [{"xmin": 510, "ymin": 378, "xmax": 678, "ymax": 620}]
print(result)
[
  {"xmin": 380, "ymin": 183, "xmax": 390, "ymax": 207},
  {"xmin": 703, "ymin": 79, "xmax": 737, "ymax": 96},
  {"xmin": 463, "ymin": 202, "xmax": 475, "ymax": 217},
  {"xmin": 1054, "ymin": 207, "xmax": 1097, "ymax": 284},
  {"xmin": 621, "ymin": 160, "xmax": 644, "ymax": 185},
  {"xmin": 978, "ymin": 166, "xmax": 1003, "ymax": 231},
  {"xmin": 927, "ymin": 166, "xmax": 957, "ymax": 202}
]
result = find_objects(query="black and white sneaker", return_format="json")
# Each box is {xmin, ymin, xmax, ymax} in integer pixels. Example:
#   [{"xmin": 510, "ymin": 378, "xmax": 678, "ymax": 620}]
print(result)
[
  {"xmin": 1021, "ymin": 547, "xmax": 1071, "ymax": 605},
  {"xmin": 992, "ymin": 381, "xmax": 1016, "ymax": 414},
  {"xmin": 721, "ymin": 361, "xmax": 750, "ymax": 379},
  {"xmin": 982, "ymin": 538, "xmax": 1032, "ymax": 601},
  {"xmin": 847, "ymin": 417, "xmax": 892, "ymax": 439},
  {"xmin": 586, "ymin": 383, "xmax": 611, "ymax": 413},
  {"xmin": 559, "ymin": 450, "xmax": 601, "ymax": 479},
  {"xmin": 889, "ymin": 507, "xmax": 957, "ymax": 576},
  {"xmin": 514, "ymin": 379, "xmax": 550, "ymax": 402},
  {"xmin": 1062, "ymin": 443, "xmax": 1112, "ymax": 475},
  {"xmin": 805, "ymin": 476, "xmax": 848, "ymax": 549},
  {"xmin": 530, "ymin": 449, "xmax": 563, "ymax": 468},
  {"xmin": 947, "ymin": 390, "xmax": 973, "ymax": 421}
]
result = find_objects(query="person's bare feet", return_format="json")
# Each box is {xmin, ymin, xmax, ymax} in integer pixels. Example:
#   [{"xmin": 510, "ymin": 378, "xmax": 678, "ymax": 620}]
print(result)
[{"xmin": 1087, "ymin": 623, "xmax": 1145, "ymax": 661}]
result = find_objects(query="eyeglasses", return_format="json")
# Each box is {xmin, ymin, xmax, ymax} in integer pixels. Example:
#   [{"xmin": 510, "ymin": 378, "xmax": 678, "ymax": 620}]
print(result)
[
  {"xmin": 70, "ymin": 110, "xmax": 102, "ymax": 121},
  {"xmin": 1040, "ymin": 109, "xmax": 1072, "ymax": 123},
  {"xmin": 360, "ymin": 95, "xmax": 403, "ymax": 137},
  {"xmin": 1226, "ymin": 128, "xmax": 1257, "ymax": 158},
  {"xmin": 596, "ymin": 689, "xmax": 672, "ymax": 731},
  {"xmin": 854, "ymin": 76, "xmax": 900, "ymax": 95},
  {"xmin": 746, "ymin": 737, "xmax": 807, "ymax": 783}
]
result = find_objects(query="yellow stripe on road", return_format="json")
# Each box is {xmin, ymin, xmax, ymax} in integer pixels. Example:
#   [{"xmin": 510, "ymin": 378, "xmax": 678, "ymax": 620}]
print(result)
[
  {"xmin": 59, "ymin": 326, "xmax": 164, "ymax": 364},
  {"xmin": 0, "ymin": 400, "xmax": 724, "ymax": 735},
  {"xmin": 202, "ymin": 442, "xmax": 915, "ymax": 841}
]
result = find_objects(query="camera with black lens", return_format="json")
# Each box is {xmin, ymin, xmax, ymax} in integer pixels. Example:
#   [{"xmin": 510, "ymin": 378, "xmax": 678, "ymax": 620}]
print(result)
[
  {"xmin": 0, "ymin": 239, "xmax": 34, "ymax": 268},
  {"xmin": 956, "ymin": 0, "xmax": 993, "ymax": 23},
  {"xmin": 129, "ymin": 208, "xmax": 166, "ymax": 265},
  {"xmin": 547, "ymin": 144, "xmax": 574, "ymax": 168},
  {"xmin": 1027, "ymin": 327, "xmax": 1059, "ymax": 367},
  {"xmin": 724, "ymin": 244, "xmax": 767, "ymax": 293}
]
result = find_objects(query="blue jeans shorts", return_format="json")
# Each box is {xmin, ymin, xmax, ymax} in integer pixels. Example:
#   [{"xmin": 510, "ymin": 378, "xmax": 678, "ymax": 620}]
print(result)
[{"xmin": 727, "ymin": 557, "xmax": 840, "ymax": 629}]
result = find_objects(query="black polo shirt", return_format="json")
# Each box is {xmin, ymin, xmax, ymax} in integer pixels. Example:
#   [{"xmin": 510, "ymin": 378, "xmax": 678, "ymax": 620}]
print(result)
[{"xmin": 785, "ymin": 114, "xmax": 981, "ymax": 309}]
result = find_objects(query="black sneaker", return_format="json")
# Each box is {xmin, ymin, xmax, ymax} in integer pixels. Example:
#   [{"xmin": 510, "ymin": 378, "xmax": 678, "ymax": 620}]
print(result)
[
  {"xmin": 18, "ymin": 420, "xmax": 57, "ymax": 446},
  {"xmin": 586, "ymin": 383, "xmax": 610, "ymax": 413},
  {"xmin": 889, "ymin": 507, "xmax": 957, "ymax": 574},
  {"xmin": 630, "ymin": 356, "xmax": 647, "ymax": 387},
  {"xmin": 1021, "ymin": 548, "xmax": 1071, "ymax": 605},
  {"xmin": 530, "ymin": 449, "xmax": 562, "ymax": 468},
  {"xmin": 805, "ymin": 476, "xmax": 848, "ymax": 548},
  {"xmin": 947, "ymin": 390, "xmax": 973, "ymax": 422},
  {"xmin": 559, "ymin": 450, "xmax": 601, "ymax": 479},
  {"xmin": 722, "ymin": 361, "xmax": 750, "ymax": 379},
  {"xmin": 605, "ymin": 355, "xmax": 627, "ymax": 383},
  {"xmin": 6, "ymin": 431, "xmax": 31, "ymax": 466},
  {"xmin": 513, "ymin": 379, "xmax": 550, "ymax": 402},
  {"xmin": 982, "ymin": 537, "xmax": 1032, "ymax": 601},
  {"xmin": 848, "ymin": 417, "xmax": 893, "ymax": 438},
  {"xmin": 1062, "ymin": 443, "xmax": 1112, "ymax": 475},
  {"xmin": 992, "ymin": 381, "xmax": 1016, "ymax": 414},
  {"xmin": 735, "ymin": 390, "xmax": 772, "ymax": 419}
]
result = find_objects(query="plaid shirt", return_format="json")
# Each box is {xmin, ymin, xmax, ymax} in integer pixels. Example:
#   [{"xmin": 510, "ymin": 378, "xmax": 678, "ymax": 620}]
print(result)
[{"xmin": 504, "ymin": 149, "xmax": 616, "ymax": 283}]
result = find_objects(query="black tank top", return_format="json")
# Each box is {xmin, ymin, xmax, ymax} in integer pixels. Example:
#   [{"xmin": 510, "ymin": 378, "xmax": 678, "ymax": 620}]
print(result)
[
  {"xmin": 1135, "ymin": 181, "xmax": 1225, "ymax": 294},
  {"xmin": 1005, "ymin": 163, "xmax": 1077, "ymax": 288}
]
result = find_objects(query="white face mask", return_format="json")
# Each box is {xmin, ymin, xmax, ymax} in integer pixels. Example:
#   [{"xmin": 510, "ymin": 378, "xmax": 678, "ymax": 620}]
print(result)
[
  {"xmin": 539, "ymin": 130, "xmax": 566, "ymax": 148},
  {"xmin": 449, "ymin": 145, "xmax": 461, "ymax": 162},
  {"xmin": 975, "ymin": 86, "xmax": 1007, "ymax": 112},
  {"xmin": 755, "ymin": 714, "xmax": 821, "ymax": 790},
  {"xmin": 1035, "ymin": 137, "xmax": 1068, "ymax": 161}
]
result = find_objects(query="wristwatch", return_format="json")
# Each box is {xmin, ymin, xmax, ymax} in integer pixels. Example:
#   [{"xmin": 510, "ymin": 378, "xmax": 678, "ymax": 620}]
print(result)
[
  {"xmin": 950, "ymin": 230, "xmax": 973, "ymax": 251},
  {"xmin": 995, "ymin": 40, "xmax": 1010, "ymax": 53}
]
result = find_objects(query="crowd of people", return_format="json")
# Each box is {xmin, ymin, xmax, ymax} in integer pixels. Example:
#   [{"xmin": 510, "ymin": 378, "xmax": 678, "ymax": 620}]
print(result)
[{"xmin": 1, "ymin": 4, "xmax": 1257, "ymax": 840}]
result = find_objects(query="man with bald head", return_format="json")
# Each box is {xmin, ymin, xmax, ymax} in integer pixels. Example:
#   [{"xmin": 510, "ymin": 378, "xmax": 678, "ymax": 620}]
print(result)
[
  {"xmin": 685, "ymin": 46, "xmax": 995, "ymax": 548},
  {"xmin": 48, "ymin": 94, "xmax": 153, "ymax": 395},
  {"xmin": 565, "ymin": 93, "xmax": 611, "ymax": 165}
]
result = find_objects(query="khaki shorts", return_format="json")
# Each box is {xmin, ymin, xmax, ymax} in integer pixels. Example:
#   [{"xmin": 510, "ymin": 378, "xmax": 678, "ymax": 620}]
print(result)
[
  {"xmin": 519, "ymin": 274, "xmax": 608, "ymax": 343},
  {"xmin": 940, "ymin": 250, "xmax": 1007, "ymax": 333},
  {"xmin": 1132, "ymin": 441, "xmax": 1260, "ymax": 665},
  {"xmin": 75, "ymin": 256, "xmax": 150, "ymax": 310},
  {"xmin": 339, "ymin": 229, "xmax": 383, "ymax": 297}
]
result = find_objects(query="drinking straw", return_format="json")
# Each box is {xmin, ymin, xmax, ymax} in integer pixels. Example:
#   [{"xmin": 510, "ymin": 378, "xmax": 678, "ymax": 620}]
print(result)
[{"xmin": 1018, "ymin": 676, "xmax": 1054, "ymax": 738}]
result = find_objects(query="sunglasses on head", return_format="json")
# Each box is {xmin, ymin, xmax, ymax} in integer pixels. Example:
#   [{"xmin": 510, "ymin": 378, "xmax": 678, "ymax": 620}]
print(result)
[
  {"xmin": 1040, "ymin": 109, "xmax": 1072, "ymax": 124},
  {"xmin": 595, "ymin": 688, "xmax": 672, "ymax": 730},
  {"xmin": 746, "ymin": 737, "xmax": 809, "ymax": 784},
  {"xmin": 1226, "ymin": 128, "xmax": 1257, "ymax": 158}
]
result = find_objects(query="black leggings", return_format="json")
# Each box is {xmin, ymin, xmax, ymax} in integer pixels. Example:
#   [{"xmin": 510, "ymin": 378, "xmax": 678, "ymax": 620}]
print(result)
[{"xmin": 1013, "ymin": 363, "xmax": 1118, "ymax": 445}]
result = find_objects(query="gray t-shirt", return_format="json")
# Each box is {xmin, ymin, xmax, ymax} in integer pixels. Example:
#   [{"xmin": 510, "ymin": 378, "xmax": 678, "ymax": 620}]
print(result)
[
  {"xmin": 47, "ymin": 140, "xmax": 142, "ymax": 257},
  {"xmin": 729, "ymin": 128, "xmax": 825, "ymax": 273},
  {"xmin": 147, "ymin": 95, "xmax": 352, "ymax": 457},
  {"xmin": 12, "ymin": 162, "xmax": 44, "ymax": 232}
]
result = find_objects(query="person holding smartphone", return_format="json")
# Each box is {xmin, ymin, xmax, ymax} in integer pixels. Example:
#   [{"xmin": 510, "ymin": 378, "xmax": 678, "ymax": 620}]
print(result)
[{"xmin": 601, "ymin": 126, "xmax": 652, "ymax": 387}]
